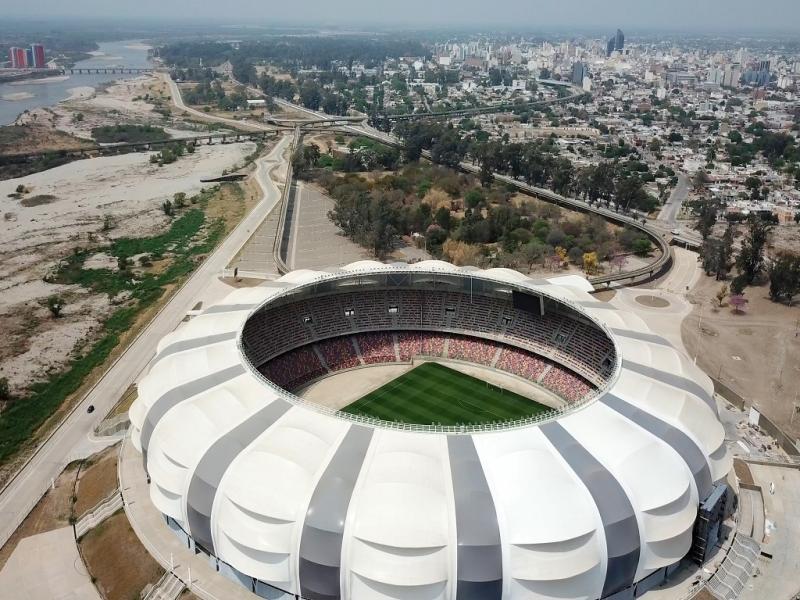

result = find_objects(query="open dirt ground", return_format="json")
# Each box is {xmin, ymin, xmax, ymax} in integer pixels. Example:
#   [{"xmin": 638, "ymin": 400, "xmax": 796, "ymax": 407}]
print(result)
[
  {"xmin": 0, "ymin": 124, "xmax": 93, "ymax": 156},
  {"xmin": 682, "ymin": 273, "xmax": 800, "ymax": 438},
  {"xmin": 0, "ymin": 462, "xmax": 77, "ymax": 570},
  {"xmin": 74, "ymin": 445, "xmax": 119, "ymax": 518},
  {"xmin": 79, "ymin": 511, "xmax": 164, "ymax": 600}
]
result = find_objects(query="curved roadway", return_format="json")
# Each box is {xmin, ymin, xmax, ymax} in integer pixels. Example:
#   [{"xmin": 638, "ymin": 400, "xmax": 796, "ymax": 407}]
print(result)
[{"xmin": 269, "ymin": 95, "xmax": 671, "ymax": 286}]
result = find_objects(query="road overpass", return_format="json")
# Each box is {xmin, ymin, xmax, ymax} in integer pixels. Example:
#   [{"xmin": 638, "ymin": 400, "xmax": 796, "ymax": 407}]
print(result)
[
  {"xmin": 0, "ymin": 131, "xmax": 274, "ymax": 165},
  {"xmin": 59, "ymin": 67, "xmax": 153, "ymax": 75},
  {"xmin": 270, "ymin": 95, "xmax": 671, "ymax": 287},
  {"xmin": 265, "ymin": 114, "xmax": 366, "ymax": 128}
]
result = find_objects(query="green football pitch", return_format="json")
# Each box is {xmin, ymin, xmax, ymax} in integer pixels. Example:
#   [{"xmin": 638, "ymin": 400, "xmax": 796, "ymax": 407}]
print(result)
[{"xmin": 341, "ymin": 362, "xmax": 550, "ymax": 426}]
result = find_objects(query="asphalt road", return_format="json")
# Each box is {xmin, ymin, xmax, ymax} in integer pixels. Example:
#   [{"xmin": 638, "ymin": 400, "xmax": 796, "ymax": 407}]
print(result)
[
  {"xmin": 659, "ymin": 172, "xmax": 690, "ymax": 227},
  {"xmin": 0, "ymin": 131, "xmax": 292, "ymax": 549}
]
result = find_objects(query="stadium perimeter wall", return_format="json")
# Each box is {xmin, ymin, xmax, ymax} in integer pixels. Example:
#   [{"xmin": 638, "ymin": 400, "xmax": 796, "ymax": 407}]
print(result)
[{"xmin": 712, "ymin": 378, "xmax": 800, "ymax": 456}]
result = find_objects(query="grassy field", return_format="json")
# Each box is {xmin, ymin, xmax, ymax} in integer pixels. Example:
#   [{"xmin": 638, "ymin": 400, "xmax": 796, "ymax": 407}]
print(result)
[{"xmin": 341, "ymin": 362, "xmax": 550, "ymax": 426}]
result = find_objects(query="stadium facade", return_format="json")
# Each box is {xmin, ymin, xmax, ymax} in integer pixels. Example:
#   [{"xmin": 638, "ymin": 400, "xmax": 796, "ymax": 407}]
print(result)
[{"xmin": 130, "ymin": 261, "xmax": 732, "ymax": 600}]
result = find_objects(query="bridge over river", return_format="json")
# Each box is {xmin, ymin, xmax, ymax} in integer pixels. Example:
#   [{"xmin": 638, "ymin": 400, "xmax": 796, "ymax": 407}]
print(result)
[{"xmin": 58, "ymin": 66, "xmax": 153, "ymax": 75}]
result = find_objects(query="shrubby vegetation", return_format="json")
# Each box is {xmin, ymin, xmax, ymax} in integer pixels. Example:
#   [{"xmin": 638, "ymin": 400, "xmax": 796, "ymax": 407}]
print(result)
[
  {"xmin": 90, "ymin": 125, "xmax": 170, "ymax": 144},
  {"xmin": 306, "ymin": 154, "xmax": 651, "ymax": 268},
  {"xmin": 162, "ymin": 37, "xmax": 427, "ymax": 72},
  {"xmin": 294, "ymin": 137, "xmax": 400, "ymax": 178},
  {"xmin": 395, "ymin": 121, "xmax": 660, "ymax": 213},
  {"xmin": 0, "ymin": 186, "xmax": 230, "ymax": 464},
  {"xmin": 149, "ymin": 141, "xmax": 193, "ymax": 166}
]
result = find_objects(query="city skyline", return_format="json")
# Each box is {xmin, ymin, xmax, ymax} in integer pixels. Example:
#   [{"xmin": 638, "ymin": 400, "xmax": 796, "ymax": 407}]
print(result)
[{"xmin": 1, "ymin": 0, "xmax": 800, "ymax": 32}]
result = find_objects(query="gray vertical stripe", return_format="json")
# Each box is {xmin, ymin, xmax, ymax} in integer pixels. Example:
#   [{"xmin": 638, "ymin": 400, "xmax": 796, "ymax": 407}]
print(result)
[
  {"xmin": 152, "ymin": 332, "xmax": 238, "ymax": 365},
  {"xmin": 140, "ymin": 364, "xmax": 246, "ymax": 460},
  {"xmin": 202, "ymin": 303, "xmax": 258, "ymax": 315},
  {"xmin": 577, "ymin": 300, "xmax": 618, "ymax": 310},
  {"xmin": 610, "ymin": 328, "xmax": 671, "ymax": 346},
  {"xmin": 622, "ymin": 359, "xmax": 715, "ymax": 412},
  {"xmin": 540, "ymin": 422, "xmax": 640, "ymax": 598},
  {"xmin": 447, "ymin": 435, "xmax": 503, "ymax": 600},
  {"xmin": 600, "ymin": 393, "xmax": 712, "ymax": 500},
  {"xmin": 186, "ymin": 398, "xmax": 292, "ymax": 555},
  {"xmin": 299, "ymin": 426, "xmax": 374, "ymax": 600}
]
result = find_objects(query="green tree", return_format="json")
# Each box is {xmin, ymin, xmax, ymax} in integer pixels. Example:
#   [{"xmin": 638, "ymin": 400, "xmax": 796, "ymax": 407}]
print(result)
[
  {"xmin": 692, "ymin": 169, "xmax": 710, "ymax": 190},
  {"xmin": 117, "ymin": 255, "xmax": 131, "ymax": 272},
  {"xmin": 518, "ymin": 240, "xmax": 545, "ymax": 271},
  {"xmin": 299, "ymin": 81, "xmax": 323, "ymax": 110},
  {"xmin": 632, "ymin": 238, "xmax": 652, "ymax": 256},
  {"xmin": 768, "ymin": 253, "xmax": 800, "ymax": 303},
  {"xmin": 694, "ymin": 200, "xmax": 719, "ymax": 240},
  {"xmin": 736, "ymin": 215, "xmax": 771, "ymax": 285},
  {"xmin": 173, "ymin": 192, "xmax": 187, "ymax": 208}
]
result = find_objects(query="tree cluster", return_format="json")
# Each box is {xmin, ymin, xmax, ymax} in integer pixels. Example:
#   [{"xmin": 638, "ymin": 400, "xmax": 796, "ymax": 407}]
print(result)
[
  {"xmin": 394, "ymin": 121, "xmax": 659, "ymax": 214},
  {"xmin": 183, "ymin": 80, "xmax": 249, "ymax": 111},
  {"xmin": 318, "ymin": 159, "xmax": 650, "ymax": 269},
  {"xmin": 698, "ymin": 212, "xmax": 774, "ymax": 296},
  {"xmin": 768, "ymin": 253, "xmax": 800, "ymax": 304}
]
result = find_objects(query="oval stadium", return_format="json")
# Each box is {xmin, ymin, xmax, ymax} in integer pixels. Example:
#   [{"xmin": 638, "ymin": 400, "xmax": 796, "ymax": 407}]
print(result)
[{"xmin": 129, "ymin": 261, "xmax": 733, "ymax": 600}]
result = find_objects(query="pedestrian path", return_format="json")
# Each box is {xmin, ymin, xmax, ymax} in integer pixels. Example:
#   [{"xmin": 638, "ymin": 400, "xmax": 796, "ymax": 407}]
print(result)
[{"xmin": 0, "ymin": 527, "xmax": 101, "ymax": 600}]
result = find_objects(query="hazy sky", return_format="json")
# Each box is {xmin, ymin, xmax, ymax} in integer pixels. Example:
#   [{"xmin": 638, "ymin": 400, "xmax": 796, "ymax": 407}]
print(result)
[{"xmin": 3, "ymin": 0, "xmax": 800, "ymax": 32}]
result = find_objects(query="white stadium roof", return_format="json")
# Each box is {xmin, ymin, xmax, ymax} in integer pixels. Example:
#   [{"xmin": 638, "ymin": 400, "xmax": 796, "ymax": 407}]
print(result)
[{"xmin": 130, "ymin": 262, "xmax": 731, "ymax": 600}]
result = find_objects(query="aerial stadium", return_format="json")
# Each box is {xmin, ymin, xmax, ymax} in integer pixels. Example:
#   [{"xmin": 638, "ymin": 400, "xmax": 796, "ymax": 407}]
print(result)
[{"xmin": 129, "ymin": 260, "xmax": 733, "ymax": 600}]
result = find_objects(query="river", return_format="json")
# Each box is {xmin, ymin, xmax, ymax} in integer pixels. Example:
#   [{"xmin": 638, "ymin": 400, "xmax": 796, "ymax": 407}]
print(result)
[{"xmin": 0, "ymin": 40, "xmax": 152, "ymax": 126}]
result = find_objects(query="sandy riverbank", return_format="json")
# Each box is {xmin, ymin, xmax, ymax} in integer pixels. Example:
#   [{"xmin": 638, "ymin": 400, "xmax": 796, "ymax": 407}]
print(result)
[
  {"xmin": 9, "ymin": 76, "xmax": 70, "ymax": 86},
  {"xmin": 0, "ymin": 92, "xmax": 34, "ymax": 101},
  {"xmin": 13, "ymin": 74, "xmax": 199, "ymax": 139},
  {"xmin": 66, "ymin": 86, "xmax": 95, "ymax": 101}
]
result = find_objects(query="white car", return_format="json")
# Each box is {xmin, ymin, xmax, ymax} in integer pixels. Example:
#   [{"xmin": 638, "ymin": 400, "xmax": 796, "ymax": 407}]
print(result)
[{"xmin": 671, "ymin": 228, "xmax": 682, "ymax": 235}]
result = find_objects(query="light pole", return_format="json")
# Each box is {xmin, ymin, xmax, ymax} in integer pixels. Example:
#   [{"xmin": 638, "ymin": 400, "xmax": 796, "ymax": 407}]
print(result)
[{"xmin": 694, "ymin": 301, "xmax": 704, "ymax": 365}]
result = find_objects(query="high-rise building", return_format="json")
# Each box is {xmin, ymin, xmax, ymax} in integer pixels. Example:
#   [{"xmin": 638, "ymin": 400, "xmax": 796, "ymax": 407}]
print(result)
[
  {"xmin": 722, "ymin": 65, "xmax": 742, "ymax": 88},
  {"xmin": 707, "ymin": 68, "xmax": 724, "ymax": 85},
  {"xmin": 615, "ymin": 29, "xmax": 625, "ymax": 53},
  {"xmin": 571, "ymin": 62, "xmax": 587, "ymax": 86},
  {"xmin": 9, "ymin": 47, "xmax": 27, "ymax": 68},
  {"xmin": 606, "ymin": 29, "xmax": 625, "ymax": 57},
  {"xmin": 31, "ymin": 43, "xmax": 45, "ymax": 68},
  {"xmin": 25, "ymin": 48, "xmax": 34, "ymax": 68}
]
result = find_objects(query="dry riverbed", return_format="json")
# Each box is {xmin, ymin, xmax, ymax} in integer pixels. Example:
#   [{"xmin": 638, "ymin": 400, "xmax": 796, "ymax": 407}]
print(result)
[{"xmin": 0, "ymin": 142, "xmax": 255, "ymax": 394}]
